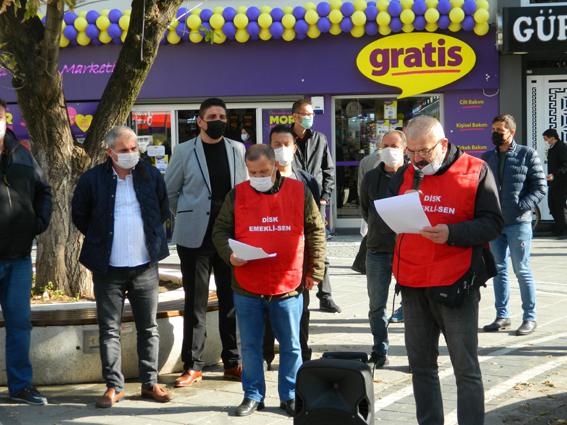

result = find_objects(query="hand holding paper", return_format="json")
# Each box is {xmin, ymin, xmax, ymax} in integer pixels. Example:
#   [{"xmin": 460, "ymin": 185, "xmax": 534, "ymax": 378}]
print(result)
[
  {"xmin": 229, "ymin": 239, "xmax": 277, "ymax": 261},
  {"xmin": 373, "ymin": 192, "xmax": 431, "ymax": 234}
]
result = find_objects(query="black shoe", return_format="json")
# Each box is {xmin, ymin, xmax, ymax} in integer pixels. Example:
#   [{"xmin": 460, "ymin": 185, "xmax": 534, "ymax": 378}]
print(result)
[
  {"xmin": 351, "ymin": 265, "xmax": 366, "ymax": 275},
  {"xmin": 516, "ymin": 320, "xmax": 537, "ymax": 336},
  {"xmin": 483, "ymin": 318, "xmax": 511, "ymax": 332},
  {"xmin": 280, "ymin": 399, "xmax": 295, "ymax": 416},
  {"xmin": 557, "ymin": 234, "xmax": 567, "ymax": 240},
  {"xmin": 263, "ymin": 360, "xmax": 272, "ymax": 372},
  {"xmin": 320, "ymin": 298, "xmax": 342, "ymax": 313},
  {"xmin": 10, "ymin": 386, "xmax": 47, "ymax": 405},
  {"xmin": 235, "ymin": 398, "xmax": 265, "ymax": 416},
  {"xmin": 368, "ymin": 353, "xmax": 389, "ymax": 368}
]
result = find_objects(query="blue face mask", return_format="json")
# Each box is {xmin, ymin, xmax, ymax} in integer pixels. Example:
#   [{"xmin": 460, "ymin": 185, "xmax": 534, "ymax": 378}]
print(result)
[
  {"xmin": 300, "ymin": 115, "xmax": 314, "ymax": 130},
  {"xmin": 241, "ymin": 133, "xmax": 249, "ymax": 142}
]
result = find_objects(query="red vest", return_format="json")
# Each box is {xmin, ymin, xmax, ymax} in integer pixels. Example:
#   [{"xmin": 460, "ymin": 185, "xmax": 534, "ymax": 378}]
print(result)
[
  {"xmin": 234, "ymin": 179, "xmax": 305, "ymax": 295},
  {"xmin": 393, "ymin": 154, "xmax": 483, "ymax": 288}
]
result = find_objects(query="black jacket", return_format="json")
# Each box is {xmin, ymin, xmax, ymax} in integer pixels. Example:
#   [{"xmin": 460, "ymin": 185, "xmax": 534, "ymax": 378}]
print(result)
[
  {"xmin": 0, "ymin": 129, "xmax": 52, "ymax": 258},
  {"xmin": 547, "ymin": 140, "xmax": 567, "ymax": 187}
]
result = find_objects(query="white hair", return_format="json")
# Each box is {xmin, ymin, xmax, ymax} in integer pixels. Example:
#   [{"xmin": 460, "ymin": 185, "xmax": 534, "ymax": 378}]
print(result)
[
  {"xmin": 105, "ymin": 126, "xmax": 136, "ymax": 149},
  {"xmin": 405, "ymin": 116, "xmax": 445, "ymax": 142}
]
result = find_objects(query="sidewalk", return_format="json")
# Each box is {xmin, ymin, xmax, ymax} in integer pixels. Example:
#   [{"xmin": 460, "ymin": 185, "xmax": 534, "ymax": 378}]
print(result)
[{"xmin": 1, "ymin": 235, "xmax": 566, "ymax": 424}]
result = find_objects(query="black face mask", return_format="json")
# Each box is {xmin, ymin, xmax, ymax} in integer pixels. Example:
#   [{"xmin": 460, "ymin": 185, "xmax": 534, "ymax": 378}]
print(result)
[
  {"xmin": 491, "ymin": 131, "xmax": 505, "ymax": 147},
  {"xmin": 203, "ymin": 120, "xmax": 227, "ymax": 140}
]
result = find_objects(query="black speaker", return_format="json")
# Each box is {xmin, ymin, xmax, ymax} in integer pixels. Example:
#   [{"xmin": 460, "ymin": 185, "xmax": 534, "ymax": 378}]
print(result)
[{"xmin": 294, "ymin": 355, "xmax": 374, "ymax": 425}]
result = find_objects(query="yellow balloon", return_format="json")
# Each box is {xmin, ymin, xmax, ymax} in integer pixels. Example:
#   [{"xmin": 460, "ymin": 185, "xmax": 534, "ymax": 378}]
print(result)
[
  {"xmin": 234, "ymin": 13, "xmax": 249, "ymax": 29},
  {"xmin": 476, "ymin": 0, "xmax": 489, "ymax": 10},
  {"xmin": 424, "ymin": 8, "xmax": 439, "ymax": 23},
  {"xmin": 353, "ymin": 0, "xmax": 367, "ymax": 12},
  {"xmin": 119, "ymin": 15, "xmax": 130, "ymax": 31},
  {"xmin": 120, "ymin": 30, "xmax": 127, "ymax": 42},
  {"xmin": 123, "ymin": 10, "xmax": 131, "ymax": 16},
  {"xmin": 78, "ymin": 11, "xmax": 88, "ymax": 18},
  {"xmin": 236, "ymin": 6, "xmax": 247, "ymax": 14},
  {"xmin": 449, "ymin": 8, "xmax": 464, "ymax": 23},
  {"xmin": 77, "ymin": 32, "xmax": 90, "ymax": 45},
  {"xmin": 60, "ymin": 35, "xmax": 69, "ymax": 47},
  {"xmin": 400, "ymin": 9, "xmax": 415, "ymax": 24},
  {"xmin": 448, "ymin": 21, "xmax": 461, "ymax": 31},
  {"xmin": 351, "ymin": 25, "xmax": 365, "ymax": 37},
  {"xmin": 378, "ymin": 25, "xmax": 391, "ymax": 35},
  {"xmin": 474, "ymin": 9, "xmax": 489, "ymax": 24},
  {"xmin": 377, "ymin": 11, "xmax": 391, "ymax": 26},
  {"xmin": 330, "ymin": 0, "xmax": 343, "ymax": 11},
  {"xmin": 425, "ymin": 22, "xmax": 438, "ymax": 31},
  {"xmin": 401, "ymin": 0, "xmax": 414, "ymax": 10},
  {"xmin": 96, "ymin": 16, "xmax": 110, "ymax": 31},
  {"xmin": 259, "ymin": 6, "xmax": 272, "ymax": 14},
  {"xmin": 74, "ymin": 17, "xmax": 88, "ymax": 31},
  {"xmin": 191, "ymin": 8, "xmax": 201, "ymax": 15},
  {"xmin": 377, "ymin": 0, "xmax": 390, "ymax": 12},
  {"xmin": 209, "ymin": 13, "xmax": 225, "ymax": 29},
  {"xmin": 213, "ymin": 6, "xmax": 224, "ymax": 14},
  {"xmin": 186, "ymin": 14, "xmax": 202, "ymax": 30},
  {"xmin": 169, "ymin": 20, "xmax": 179, "ymax": 29},
  {"xmin": 61, "ymin": 21, "xmax": 66, "ymax": 32},
  {"xmin": 213, "ymin": 30, "xmax": 227, "ymax": 43},
  {"xmin": 283, "ymin": 28, "xmax": 295, "ymax": 41},
  {"xmin": 283, "ymin": 6, "xmax": 294, "ymax": 14},
  {"xmin": 450, "ymin": 0, "xmax": 464, "ymax": 8},
  {"xmin": 474, "ymin": 21, "xmax": 489, "ymax": 35},
  {"xmin": 189, "ymin": 32, "xmax": 203, "ymax": 43},
  {"xmin": 304, "ymin": 2, "xmax": 317, "ymax": 11},
  {"xmin": 258, "ymin": 13, "xmax": 273, "ymax": 28},
  {"xmin": 235, "ymin": 28, "xmax": 250, "ymax": 42},
  {"xmin": 282, "ymin": 14, "xmax": 296, "ymax": 29},
  {"xmin": 99, "ymin": 30, "xmax": 112, "ymax": 43},
  {"xmin": 352, "ymin": 10, "xmax": 366, "ymax": 26},
  {"xmin": 330, "ymin": 23, "xmax": 342, "ymax": 34},
  {"xmin": 259, "ymin": 27, "xmax": 272, "ymax": 40},
  {"xmin": 168, "ymin": 30, "xmax": 181, "ymax": 44},
  {"xmin": 402, "ymin": 22, "xmax": 414, "ymax": 32},
  {"xmin": 329, "ymin": 10, "xmax": 343, "ymax": 24},
  {"xmin": 425, "ymin": 0, "xmax": 438, "ymax": 8},
  {"xmin": 307, "ymin": 24, "xmax": 321, "ymax": 38},
  {"xmin": 100, "ymin": 9, "xmax": 110, "ymax": 17},
  {"xmin": 305, "ymin": 10, "xmax": 319, "ymax": 25}
]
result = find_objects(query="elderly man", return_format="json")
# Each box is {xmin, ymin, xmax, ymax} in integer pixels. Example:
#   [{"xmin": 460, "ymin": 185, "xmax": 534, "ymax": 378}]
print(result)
[
  {"xmin": 385, "ymin": 116, "xmax": 503, "ymax": 425},
  {"xmin": 213, "ymin": 144, "xmax": 325, "ymax": 417},
  {"xmin": 72, "ymin": 126, "xmax": 172, "ymax": 407}
]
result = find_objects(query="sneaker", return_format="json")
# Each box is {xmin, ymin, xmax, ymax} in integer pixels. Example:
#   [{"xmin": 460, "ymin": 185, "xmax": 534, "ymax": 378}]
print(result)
[
  {"xmin": 320, "ymin": 298, "xmax": 342, "ymax": 313},
  {"xmin": 389, "ymin": 307, "xmax": 404, "ymax": 323},
  {"xmin": 368, "ymin": 353, "xmax": 389, "ymax": 369},
  {"xmin": 11, "ymin": 386, "xmax": 47, "ymax": 405}
]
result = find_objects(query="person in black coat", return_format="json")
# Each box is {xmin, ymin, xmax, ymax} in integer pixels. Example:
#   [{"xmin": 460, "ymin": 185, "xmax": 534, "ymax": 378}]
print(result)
[{"xmin": 543, "ymin": 128, "xmax": 567, "ymax": 238}]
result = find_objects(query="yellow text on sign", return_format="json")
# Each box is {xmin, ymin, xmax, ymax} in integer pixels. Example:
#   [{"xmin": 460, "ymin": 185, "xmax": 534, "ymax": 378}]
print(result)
[{"xmin": 357, "ymin": 33, "xmax": 476, "ymax": 99}]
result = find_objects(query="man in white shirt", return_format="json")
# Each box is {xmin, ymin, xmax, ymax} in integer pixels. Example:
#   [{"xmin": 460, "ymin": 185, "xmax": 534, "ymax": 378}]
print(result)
[{"xmin": 72, "ymin": 126, "xmax": 172, "ymax": 408}]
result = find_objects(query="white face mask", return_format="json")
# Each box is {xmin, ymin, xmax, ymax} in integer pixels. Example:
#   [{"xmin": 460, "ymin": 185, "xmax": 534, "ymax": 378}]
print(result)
[
  {"xmin": 413, "ymin": 159, "xmax": 442, "ymax": 176},
  {"xmin": 111, "ymin": 149, "xmax": 139, "ymax": 170},
  {"xmin": 274, "ymin": 146, "xmax": 295, "ymax": 166},
  {"xmin": 381, "ymin": 147, "xmax": 404, "ymax": 168},
  {"xmin": 0, "ymin": 121, "xmax": 6, "ymax": 139},
  {"xmin": 249, "ymin": 167, "xmax": 275, "ymax": 192}
]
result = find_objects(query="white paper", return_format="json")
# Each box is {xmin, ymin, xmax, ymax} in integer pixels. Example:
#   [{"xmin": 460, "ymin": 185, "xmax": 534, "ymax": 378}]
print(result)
[
  {"xmin": 373, "ymin": 192, "xmax": 431, "ymax": 234},
  {"xmin": 146, "ymin": 145, "xmax": 165, "ymax": 157},
  {"xmin": 229, "ymin": 239, "xmax": 277, "ymax": 261}
]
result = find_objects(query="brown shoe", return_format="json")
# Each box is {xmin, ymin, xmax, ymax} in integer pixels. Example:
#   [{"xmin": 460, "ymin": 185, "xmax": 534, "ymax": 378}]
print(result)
[
  {"xmin": 174, "ymin": 369, "xmax": 202, "ymax": 387},
  {"xmin": 223, "ymin": 365, "xmax": 242, "ymax": 381},
  {"xmin": 141, "ymin": 383, "xmax": 173, "ymax": 403},
  {"xmin": 96, "ymin": 388, "xmax": 124, "ymax": 408}
]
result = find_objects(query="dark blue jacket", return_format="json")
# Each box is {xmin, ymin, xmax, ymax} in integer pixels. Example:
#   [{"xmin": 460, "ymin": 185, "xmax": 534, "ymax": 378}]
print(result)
[
  {"xmin": 72, "ymin": 158, "xmax": 169, "ymax": 275},
  {"xmin": 481, "ymin": 141, "xmax": 547, "ymax": 226}
]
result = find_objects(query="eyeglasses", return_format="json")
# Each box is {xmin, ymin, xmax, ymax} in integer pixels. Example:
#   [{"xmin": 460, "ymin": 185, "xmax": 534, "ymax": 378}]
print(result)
[{"xmin": 407, "ymin": 141, "xmax": 441, "ymax": 158}]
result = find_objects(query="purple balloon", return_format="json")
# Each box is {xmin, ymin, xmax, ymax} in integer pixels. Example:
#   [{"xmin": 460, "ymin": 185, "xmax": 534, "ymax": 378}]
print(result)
[
  {"xmin": 177, "ymin": 8, "xmax": 187, "ymax": 23},
  {"xmin": 270, "ymin": 21, "xmax": 284, "ymax": 38},
  {"xmin": 271, "ymin": 8, "xmax": 284, "ymax": 22},
  {"xmin": 250, "ymin": 33, "xmax": 260, "ymax": 40},
  {"xmin": 461, "ymin": 15, "xmax": 475, "ymax": 31},
  {"xmin": 160, "ymin": 33, "xmax": 168, "ymax": 44},
  {"xmin": 70, "ymin": 39, "xmax": 78, "ymax": 45},
  {"xmin": 198, "ymin": 22, "xmax": 211, "ymax": 36},
  {"xmin": 389, "ymin": 17, "xmax": 403, "ymax": 31},
  {"xmin": 413, "ymin": 15, "xmax": 427, "ymax": 30},
  {"xmin": 317, "ymin": 17, "xmax": 332, "ymax": 32},
  {"xmin": 86, "ymin": 11, "xmax": 99, "ymax": 24},
  {"xmin": 365, "ymin": 21, "xmax": 379, "ymax": 35},
  {"xmin": 223, "ymin": 22, "xmax": 237, "ymax": 37},
  {"xmin": 108, "ymin": 9, "xmax": 122, "ymax": 24},
  {"xmin": 412, "ymin": 0, "xmax": 428, "ymax": 15},
  {"xmin": 365, "ymin": 6, "xmax": 379, "ymax": 21},
  {"xmin": 63, "ymin": 26, "xmax": 78, "ymax": 40},
  {"xmin": 246, "ymin": 6, "xmax": 261, "ymax": 21},
  {"xmin": 295, "ymin": 19, "xmax": 309, "ymax": 34},
  {"xmin": 293, "ymin": 6, "xmax": 306, "ymax": 19},
  {"xmin": 437, "ymin": 0, "xmax": 452, "ymax": 15},
  {"xmin": 341, "ymin": 2, "xmax": 355, "ymax": 17},
  {"xmin": 368, "ymin": 1, "xmax": 377, "ymax": 6},
  {"xmin": 463, "ymin": 0, "xmax": 477, "ymax": 15},
  {"xmin": 85, "ymin": 24, "xmax": 100, "ymax": 39},
  {"xmin": 247, "ymin": 21, "xmax": 261, "ymax": 36},
  {"xmin": 91, "ymin": 37, "xmax": 102, "ymax": 45},
  {"xmin": 339, "ymin": 17, "xmax": 354, "ymax": 32},
  {"xmin": 176, "ymin": 24, "xmax": 190, "ymax": 40},
  {"xmin": 296, "ymin": 32, "xmax": 307, "ymax": 40},
  {"xmin": 63, "ymin": 12, "xmax": 77, "ymax": 25},
  {"xmin": 200, "ymin": 9, "xmax": 213, "ymax": 22},
  {"xmin": 316, "ymin": 2, "xmax": 331, "ymax": 17},
  {"xmin": 41, "ymin": 16, "xmax": 46, "ymax": 24},
  {"xmin": 387, "ymin": 1, "xmax": 403, "ymax": 17},
  {"xmin": 437, "ymin": 14, "xmax": 451, "ymax": 29},
  {"xmin": 223, "ymin": 7, "xmax": 237, "ymax": 21},
  {"xmin": 112, "ymin": 37, "xmax": 122, "ymax": 44},
  {"xmin": 107, "ymin": 23, "xmax": 122, "ymax": 39}
]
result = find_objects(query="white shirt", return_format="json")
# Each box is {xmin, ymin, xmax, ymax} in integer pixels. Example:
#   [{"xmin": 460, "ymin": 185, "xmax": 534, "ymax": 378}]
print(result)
[{"xmin": 109, "ymin": 168, "xmax": 150, "ymax": 267}]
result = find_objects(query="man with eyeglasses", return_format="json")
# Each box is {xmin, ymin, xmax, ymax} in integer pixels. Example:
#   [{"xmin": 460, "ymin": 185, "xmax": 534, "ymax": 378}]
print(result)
[
  {"xmin": 481, "ymin": 115, "xmax": 547, "ymax": 336},
  {"xmin": 384, "ymin": 115, "xmax": 503, "ymax": 425},
  {"xmin": 291, "ymin": 99, "xmax": 340, "ymax": 314}
]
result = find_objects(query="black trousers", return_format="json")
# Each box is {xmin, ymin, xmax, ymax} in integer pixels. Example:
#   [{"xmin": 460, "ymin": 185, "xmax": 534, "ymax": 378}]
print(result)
[
  {"xmin": 177, "ymin": 245, "xmax": 240, "ymax": 371},
  {"xmin": 548, "ymin": 185, "xmax": 567, "ymax": 235},
  {"xmin": 263, "ymin": 289, "xmax": 312, "ymax": 364},
  {"xmin": 352, "ymin": 234, "xmax": 367, "ymax": 269}
]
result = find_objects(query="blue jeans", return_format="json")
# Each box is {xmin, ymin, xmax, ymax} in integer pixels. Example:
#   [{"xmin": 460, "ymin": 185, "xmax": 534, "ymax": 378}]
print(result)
[
  {"xmin": 0, "ymin": 256, "xmax": 33, "ymax": 396},
  {"xmin": 489, "ymin": 223, "xmax": 536, "ymax": 321},
  {"xmin": 93, "ymin": 264, "xmax": 160, "ymax": 392},
  {"xmin": 403, "ymin": 286, "xmax": 484, "ymax": 425},
  {"xmin": 366, "ymin": 249, "xmax": 393, "ymax": 356},
  {"xmin": 233, "ymin": 292, "xmax": 303, "ymax": 403}
]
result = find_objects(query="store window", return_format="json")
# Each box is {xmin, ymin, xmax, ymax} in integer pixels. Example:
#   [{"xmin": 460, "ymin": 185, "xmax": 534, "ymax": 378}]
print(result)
[
  {"xmin": 334, "ymin": 95, "xmax": 441, "ymax": 223},
  {"xmin": 130, "ymin": 110, "xmax": 172, "ymax": 174}
]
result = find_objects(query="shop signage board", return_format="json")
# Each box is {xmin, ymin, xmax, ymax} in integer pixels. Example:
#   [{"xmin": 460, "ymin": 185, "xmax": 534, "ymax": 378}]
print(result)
[
  {"xmin": 502, "ymin": 6, "xmax": 567, "ymax": 53},
  {"xmin": 356, "ymin": 33, "xmax": 476, "ymax": 99}
]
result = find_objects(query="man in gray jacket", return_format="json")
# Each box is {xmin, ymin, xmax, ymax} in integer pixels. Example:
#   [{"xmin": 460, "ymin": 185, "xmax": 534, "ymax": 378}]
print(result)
[{"xmin": 165, "ymin": 98, "xmax": 248, "ymax": 386}]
